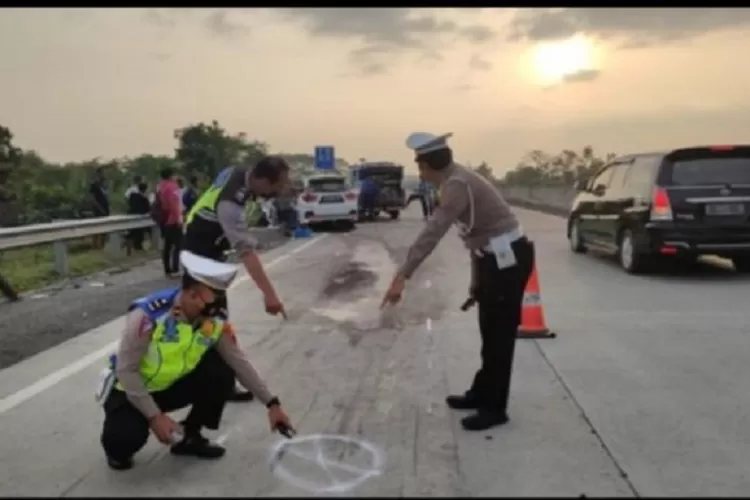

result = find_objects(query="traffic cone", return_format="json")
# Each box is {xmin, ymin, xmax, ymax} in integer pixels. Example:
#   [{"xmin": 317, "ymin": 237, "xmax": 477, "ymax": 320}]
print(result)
[{"xmin": 518, "ymin": 264, "xmax": 556, "ymax": 339}]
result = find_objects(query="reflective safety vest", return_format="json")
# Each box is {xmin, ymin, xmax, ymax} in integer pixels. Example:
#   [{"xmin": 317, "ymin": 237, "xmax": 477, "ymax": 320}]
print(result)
[
  {"xmin": 113, "ymin": 287, "xmax": 225, "ymax": 393},
  {"xmin": 184, "ymin": 166, "xmax": 236, "ymax": 227}
]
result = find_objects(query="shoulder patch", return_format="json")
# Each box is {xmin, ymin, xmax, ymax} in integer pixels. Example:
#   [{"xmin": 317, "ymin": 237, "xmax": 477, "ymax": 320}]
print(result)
[
  {"xmin": 147, "ymin": 297, "xmax": 170, "ymax": 312},
  {"xmin": 234, "ymin": 187, "xmax": 248, "ymax": 204}
]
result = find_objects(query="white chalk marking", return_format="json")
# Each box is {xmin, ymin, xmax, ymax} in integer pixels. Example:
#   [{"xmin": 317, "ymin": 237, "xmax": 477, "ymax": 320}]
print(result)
[
  {"xmin": 0, "ymin": 234, "xmax": 329, "ymax": 415},
  {"xmin": 268, "ymin": 434, "xmax": 384, "ymax": 494}
]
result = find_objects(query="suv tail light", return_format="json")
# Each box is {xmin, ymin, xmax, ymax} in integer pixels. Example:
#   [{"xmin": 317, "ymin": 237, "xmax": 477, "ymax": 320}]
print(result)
[
  {"xmin": 650, "ymin": 187, "xmax": 673, "ymax": 221},
  {"xmin": 301, "ymin": 191, "xmax": 318, "ymax": 203},
  {"xmin": 344, "ymin": 191, "xmax": 357, "ymax": 201}
]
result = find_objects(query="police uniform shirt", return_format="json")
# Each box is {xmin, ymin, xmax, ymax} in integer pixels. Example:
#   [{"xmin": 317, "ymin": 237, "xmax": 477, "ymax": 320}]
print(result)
[
  {"xmin": 398, "ymin": 132, "xmax": 520, "ymax": 279},
  {"xmin": 185, "ymin": 165, "xmax": 261, "ymax": 261},
  {"xmin": 114, "ymin": 251, "xmax": 274, "ymax": 419}
]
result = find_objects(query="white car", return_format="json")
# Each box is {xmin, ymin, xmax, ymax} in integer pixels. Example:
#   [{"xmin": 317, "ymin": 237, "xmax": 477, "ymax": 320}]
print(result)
[{"xmin": 296, "ymin": 174, "xmax": 358, "ymax": 230}]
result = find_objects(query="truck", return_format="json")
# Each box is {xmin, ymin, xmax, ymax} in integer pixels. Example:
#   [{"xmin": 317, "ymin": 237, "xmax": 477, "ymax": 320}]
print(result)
[{"xmin": 348, "ymin": 162, "xmax": 406, "ymax": 221}]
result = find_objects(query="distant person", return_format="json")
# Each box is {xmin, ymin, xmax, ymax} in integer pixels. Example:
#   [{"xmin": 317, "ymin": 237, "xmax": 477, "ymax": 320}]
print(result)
[
  {"xmin": 406, "ymin": 180, "xmax": 435, "ymax": 221},
  {"xmin": 359, "ymin": 176, "xmax": 380, "ymax": 220},
  {"xmin": 182, "ymin": 175, "xmax": 199, "ymax": 215},
  {"xmin": 274, "ymin": 185, "xmax": 298, "ymax": 236},
  {"xmin": 124, "ymin": 175, "xmax": 143, "ymax": 201},
  {"xmin": 89, "ymin": 167, "xmax": 110, "ymax": 249},
  {"xmin": 155, "ymin": 167, "xmax": 183, "ymax": 278},
  {"xmin": 127, "ymin": 182, "xmax": 151, "ymax": 251}
]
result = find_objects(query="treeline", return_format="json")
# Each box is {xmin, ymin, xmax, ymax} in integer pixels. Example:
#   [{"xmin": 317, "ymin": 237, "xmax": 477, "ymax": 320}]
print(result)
[
  {"xmin": 500, "ymin": 146, "xmax": 616, "ymax": 187},
  {"xmin": 0, "ymin": 121, "xmax": 350, "ymax": 226}
]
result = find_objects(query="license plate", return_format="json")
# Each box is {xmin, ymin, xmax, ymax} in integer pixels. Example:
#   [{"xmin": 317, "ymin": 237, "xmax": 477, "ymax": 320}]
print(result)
[
  {"xmin": 705, "ymin": 203, "xmax": 745, "ymax": 216},
  {"xmin": 320, "ymin": 195, "xmax": 344, "ymax": 204}
]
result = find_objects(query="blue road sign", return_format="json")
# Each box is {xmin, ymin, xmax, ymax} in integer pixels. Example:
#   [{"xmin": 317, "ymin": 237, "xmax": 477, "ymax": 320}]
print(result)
[{"xmin": 314, "ymin": 145, "xmax": 335, "ymax": 170}]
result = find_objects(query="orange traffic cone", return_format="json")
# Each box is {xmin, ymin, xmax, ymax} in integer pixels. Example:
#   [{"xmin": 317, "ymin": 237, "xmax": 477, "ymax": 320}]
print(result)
[{"xmin": 518, "ymin": 264, "xmax": 556, "ymax": 339}]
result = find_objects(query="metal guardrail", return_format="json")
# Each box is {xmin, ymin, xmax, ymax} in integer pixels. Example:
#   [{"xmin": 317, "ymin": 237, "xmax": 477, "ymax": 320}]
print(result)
[
  {"xmin": 0, "ymin": 215, "xmax": 157, "ymax": 277},
  {"xmin": 0, "ymin": 215, "xmax": 155, "ymax": 251}
]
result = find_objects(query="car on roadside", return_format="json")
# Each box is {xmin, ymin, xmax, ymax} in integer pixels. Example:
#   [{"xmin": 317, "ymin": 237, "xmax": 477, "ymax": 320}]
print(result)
[
  {"xmin": 567, "ymin": 145, "xmax": 750, "ymax": 274},
  {"xmin": 296, "ymin": 173, "xmax": 358, "ymax": 231}
]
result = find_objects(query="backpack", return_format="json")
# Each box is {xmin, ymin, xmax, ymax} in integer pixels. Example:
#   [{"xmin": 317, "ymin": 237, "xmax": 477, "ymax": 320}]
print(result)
[{"xmin": 150, "ymin": 190, "xmax": 167, "ymax": 226}]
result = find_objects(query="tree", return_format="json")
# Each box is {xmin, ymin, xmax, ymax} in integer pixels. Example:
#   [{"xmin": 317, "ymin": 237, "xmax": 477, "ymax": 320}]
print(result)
[
  {"xmin": 501, "ymin": 146, "xmax": 617, "ymax": 186},
  {"xmin": 174, "ymin": 120, "xmax": 268, "ymax": 179},
  {"xmin": 473, "ymin": 161, "xmax": 495, "ymax": 181}
]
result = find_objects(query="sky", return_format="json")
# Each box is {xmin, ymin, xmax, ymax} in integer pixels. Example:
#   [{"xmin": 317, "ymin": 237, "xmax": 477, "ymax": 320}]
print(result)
[{"xmin": 2, "ymin": 7, "xmax": 750, "ymax": 175}]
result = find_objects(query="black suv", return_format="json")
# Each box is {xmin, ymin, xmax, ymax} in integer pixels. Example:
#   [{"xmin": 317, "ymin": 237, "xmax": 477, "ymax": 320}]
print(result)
[{"xmin": 567, "ymin": 145, "xmax": 750, "ymax": 273}]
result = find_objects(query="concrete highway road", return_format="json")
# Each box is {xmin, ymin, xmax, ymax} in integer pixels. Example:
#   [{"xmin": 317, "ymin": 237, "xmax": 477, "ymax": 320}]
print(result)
[{"xmin": 0, "ymin": 205, "xmax": 748, "ymax": 496}]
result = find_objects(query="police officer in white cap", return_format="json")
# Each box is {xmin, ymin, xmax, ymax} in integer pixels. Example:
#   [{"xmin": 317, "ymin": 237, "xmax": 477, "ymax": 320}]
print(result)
[
  {"xmin": 99, "ymin": 250, "xmax": 294, "ymax": 471},
  {"xmin": 381, "ymin": 132, "xmax": 535, "ymax": 432}
]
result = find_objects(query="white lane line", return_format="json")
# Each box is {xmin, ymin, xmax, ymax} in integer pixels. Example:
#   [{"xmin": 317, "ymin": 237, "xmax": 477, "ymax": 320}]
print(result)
[{"xmin": 0, "ymin": 234, "xmax": 329, "ymax": 416}]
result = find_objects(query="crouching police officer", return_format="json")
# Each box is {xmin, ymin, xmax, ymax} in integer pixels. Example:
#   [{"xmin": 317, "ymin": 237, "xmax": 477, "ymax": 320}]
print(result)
[
  {"xmin": 381, "ymin": 132, "xmax": 534, "ymax": 432},
  {"xmin": 99, "ymin": 250, "xmax": 294, "ymax": 471}
]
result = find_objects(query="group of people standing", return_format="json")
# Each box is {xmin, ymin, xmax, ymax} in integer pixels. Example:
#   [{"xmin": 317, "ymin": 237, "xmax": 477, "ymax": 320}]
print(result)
[{"xmin": 124, "ymin": 170, "xmax": 199, "ymax": 278}]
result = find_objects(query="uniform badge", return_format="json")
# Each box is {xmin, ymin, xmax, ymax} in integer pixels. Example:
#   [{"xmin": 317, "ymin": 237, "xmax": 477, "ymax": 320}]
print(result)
[{"xmin": 234, "ymin": 188, "xmax": 247, "ymax": 204}]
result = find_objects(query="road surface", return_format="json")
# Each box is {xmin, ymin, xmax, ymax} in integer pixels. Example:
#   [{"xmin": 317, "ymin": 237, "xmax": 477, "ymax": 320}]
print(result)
[{"xmin": 0, "ymin": 205, "xmax": 748, "ymax": 496}]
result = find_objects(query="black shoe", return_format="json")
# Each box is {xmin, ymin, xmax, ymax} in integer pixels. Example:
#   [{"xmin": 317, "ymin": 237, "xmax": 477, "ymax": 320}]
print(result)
[
  {"xmin": 460, "ymin": 410, "xmax": 509, "ymax": 431},
  {"xmin": 170, "ymin": 434, "xmax": 226, "ymax": 459},
  {"xmin": 106, "ymin": 456, "xmax": 134, "ymax": 471},
  {"xmin": 228, "ymin": 388, "xmax": 254, "ymax": 402},
  {"xmin": 446, "ymin": 393, "xmax": 481, "ymax": 410}
]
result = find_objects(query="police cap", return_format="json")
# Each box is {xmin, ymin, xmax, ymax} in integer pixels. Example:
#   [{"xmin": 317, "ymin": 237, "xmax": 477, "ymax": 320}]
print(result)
[
  {"xmin": 405, "ymin": 132, "xmax": 453, "ymax": 156},
  {"xmin": 180, "ymin": 251, "xmax": 239, "ymax": 291}
]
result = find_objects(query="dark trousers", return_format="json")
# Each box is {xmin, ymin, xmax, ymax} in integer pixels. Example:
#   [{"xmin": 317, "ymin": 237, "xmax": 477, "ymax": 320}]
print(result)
[
  {"xmin": 100, "ymin": 348, "xmax": 234, "ymax": 461},
  {"xmin": 128, "ymin": 228, "xmax": 146, "ymax": 251},
  {"xmin": 160, "ymin": 224, "xmax": 182, "ymax": 275},
  {"xmin": 202, "ymin": 291, "xmax": 242, "ymax": 391},
  {"xmin": 468, "ymin": 237, "xmax": 535, "ymax": 414},
  {"xmin": 406, "ymin": 194, "xmax": 430, "ymax": 219}
]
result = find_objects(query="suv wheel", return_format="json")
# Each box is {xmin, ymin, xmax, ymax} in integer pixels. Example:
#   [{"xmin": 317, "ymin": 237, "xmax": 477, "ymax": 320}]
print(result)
[
  {"xmin": 568, "ymin": 218, "xmax": 586, "ymax": 253},
  {"xmin": 618, "ymin": 229, "xmax": 648, "ymax": 274},
  {"xmin": 731, "ymin": 256, "xmax": 750, "ymax": 273}
]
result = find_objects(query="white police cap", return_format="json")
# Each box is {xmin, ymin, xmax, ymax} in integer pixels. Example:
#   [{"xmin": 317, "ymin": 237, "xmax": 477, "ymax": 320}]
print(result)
[
  {"xmin": 180, "ymin": 250, "xmax": 239, "ymax": 291},
  {"xmin": 405, "ymin": 132, "xmax": 453, "ymax": 155}
]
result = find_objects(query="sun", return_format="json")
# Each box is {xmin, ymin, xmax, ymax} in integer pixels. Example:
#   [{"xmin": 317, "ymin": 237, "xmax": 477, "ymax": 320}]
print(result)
[{"xmin": 530, "ymin": 35, "xmax": 597, "ymax": 86}]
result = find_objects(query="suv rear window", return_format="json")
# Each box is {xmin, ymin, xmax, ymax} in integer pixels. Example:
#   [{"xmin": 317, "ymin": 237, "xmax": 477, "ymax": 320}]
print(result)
[
  {"xmin": 665, "ymin": 147, "xmax": 750, "ymax": 186},
  {"xmin": 308, "ymin": 178, "xmax": 346, "ymax": 192}
]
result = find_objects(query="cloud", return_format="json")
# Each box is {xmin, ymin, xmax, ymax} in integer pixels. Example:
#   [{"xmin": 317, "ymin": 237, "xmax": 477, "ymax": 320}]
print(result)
[
  {"xmin": 277, "ymin": 8, "xmax": 496, "ymax": 75},
  {"xmin": 204, "ymin": 9, "xmax": 249, "ymax": 38},
  {"xmin": 507, "ymin": 8, "xmax": 750, "ymax": 48},
  {"xmin": 468, "ymin": 54, "xmax": 492, "ymax": 72},
  {"xmin": 562, "ymin": 68, "xmax": 600, "ymax": 83}
]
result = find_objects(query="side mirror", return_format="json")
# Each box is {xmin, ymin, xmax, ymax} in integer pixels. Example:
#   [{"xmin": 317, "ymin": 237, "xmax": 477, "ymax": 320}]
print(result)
[
  {"xmin": 574, "ymin": 179, "xmax": 588, "ymax": 192},
  {"xmin": 592, "ymin": 183, "xmax": 607, "ymax": 196}
]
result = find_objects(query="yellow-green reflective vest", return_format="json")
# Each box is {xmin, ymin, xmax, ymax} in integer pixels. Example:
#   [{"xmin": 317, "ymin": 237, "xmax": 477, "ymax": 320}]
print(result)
[{"xmin": 113, "ymin": 288, "xmax": 224, "ymax": 393}]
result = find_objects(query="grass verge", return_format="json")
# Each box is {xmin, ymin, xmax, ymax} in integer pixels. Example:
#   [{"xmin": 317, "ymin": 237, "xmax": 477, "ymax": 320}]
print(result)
[{"xmin": 0, "ymin": 236, "xmax": 159, "ymax": 293}]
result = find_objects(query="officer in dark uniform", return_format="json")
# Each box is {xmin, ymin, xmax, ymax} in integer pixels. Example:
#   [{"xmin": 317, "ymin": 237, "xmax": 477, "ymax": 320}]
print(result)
[
  {"xmin": 382, "ymin": 132, "xmax": 534, "ymax": 432},
  {"xmin": 182, "ymin": 156, "xmax": 291, "ymax": 402}
]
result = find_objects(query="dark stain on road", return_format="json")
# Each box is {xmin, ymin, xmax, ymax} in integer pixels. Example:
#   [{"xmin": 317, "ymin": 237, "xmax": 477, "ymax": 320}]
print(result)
[{"xmin": 321, "ymin": 261, "xmax": 378, "ymax": 299}]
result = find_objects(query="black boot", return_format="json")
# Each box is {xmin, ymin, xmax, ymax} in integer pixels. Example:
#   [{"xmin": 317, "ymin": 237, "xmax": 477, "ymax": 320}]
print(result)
[
  {"xmin": 460, "ymin": 410, "xmax": 509, "ymax": 431},
  {"xmin": 445, "ymin": 392, "xmax": 481, "ymax": 410},
  {"xmin": 228, "ymin": 386, "xmax": 254, "ymax": 402},
  {"xmin": 170, "ymin": 433, "xmax": 226, "ymax": 459},
  {"xmin": 106, "ymin": 455, "xmax": 134, "ymax": 471}
]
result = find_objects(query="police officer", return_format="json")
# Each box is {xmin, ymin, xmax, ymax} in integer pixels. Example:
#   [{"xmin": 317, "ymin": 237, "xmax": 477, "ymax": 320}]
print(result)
[
  {"xmin": 381, "ymin": 132, "xmax": 534, "ymax": 432},
  {"xmin": 100, "ymin": 251, "xmax": 294, "ymax": 470},
  {"xmin": 183, "ymin": 156, "xmax": 291, "ymax": 401}
]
